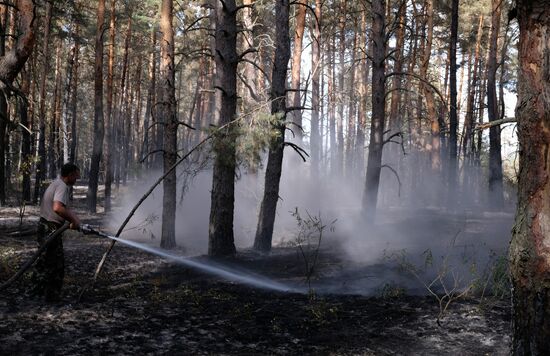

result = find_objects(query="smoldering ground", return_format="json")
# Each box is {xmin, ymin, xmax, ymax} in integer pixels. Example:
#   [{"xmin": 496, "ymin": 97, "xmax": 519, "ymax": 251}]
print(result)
[{"xmin": 105, "ymin": 149, "xmax": 514, "ymax": 297}]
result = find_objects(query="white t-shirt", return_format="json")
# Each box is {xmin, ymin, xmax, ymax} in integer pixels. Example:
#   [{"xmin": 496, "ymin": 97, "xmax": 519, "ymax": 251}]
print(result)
[{"xmin": 40, "ymin": 177, "xmax": 69, "ymax": 224}]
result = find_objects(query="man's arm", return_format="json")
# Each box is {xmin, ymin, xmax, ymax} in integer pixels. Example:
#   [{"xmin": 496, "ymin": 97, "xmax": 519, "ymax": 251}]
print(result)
[{"xmin": 53, "ymin": 201, "xmax": 81, "ymax": 229}]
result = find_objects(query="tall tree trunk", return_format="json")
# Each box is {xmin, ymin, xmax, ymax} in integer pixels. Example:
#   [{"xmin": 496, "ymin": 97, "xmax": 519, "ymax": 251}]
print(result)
[
  {"xmin": 20, "ymin": 63, "xmax": 31, "ymax": 202},
  {"xmin": 362, "ymin": 0, "xmax": 386, "ymax": 220},
  {"xmin": 253, "ymin": 0, "xmax": 290, "ymax": 253},
  {"xmin": 241, "ymin": 0, "xmax": 258, "ymax": 104},
  {"xmin": 462, "ymin": 15, "xmax": 483, "ymax": 157},
  {"xmin": 158, "ymin": 0, "xmax": 177, "ymax": 249},
  {"xmin": 336, "ymin": 0, "xmax": 346, "ymax": 176},
  {"xmin": 356, "ymin": 8, "xmax": 368, "ymax": 177},
  {"xmin": 69, "ymin": 25, "xmax": 80, "ymax": 165},
  {"xmin": 510, "ymin": 2, "xmax": 550, "ymax": 353},
  {"xmin": 447, "ymin": 0, "xmax": 459, "ymax": 201},
  {"xmin": 310, "ymin": 0, "xmax": 322, "ymax": 177},
  {"xmin": 208, "ymin": 0, "xmax": 238, "ymax": 257},
  {"xmin": 420, "ymin": 0, "xmax": 440, "ymax": 172},
  {"xmin": 87, "ymin": 0, "xmax": 106, "ymax": 212},
  {"xmin": 33, "ymin": 1, "xmax": 52, "ymax": 202},
  {"xmin": 290, "ymin": 0, "xmax": 306, "ymax": 144},
  {"xmin": 345, "ymin": 18, "xmax": 358, "ymax": 179},
  {"xmin": 48, "ymin": 41, "xmax": 62, "ymax": 179},
  {"xmin": 487, "ymin": 0, "xmax": 503, "ymax": 207},
  {"xmin": 328, "ymin": 35, "xmax": 336, "ymax": 174},
  {"xmin": 142, "ymin": 26, "xmax": 157, "ymax": 167},
  {"xmin": 104, "ymin": 0, "xmax": 116, "ymax": 212}
]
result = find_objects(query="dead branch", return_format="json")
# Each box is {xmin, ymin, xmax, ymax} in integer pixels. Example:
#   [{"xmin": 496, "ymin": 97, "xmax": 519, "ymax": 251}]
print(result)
[{"xmin": 474, "ymin": 117, "xmax": 516, "ymax": 130}]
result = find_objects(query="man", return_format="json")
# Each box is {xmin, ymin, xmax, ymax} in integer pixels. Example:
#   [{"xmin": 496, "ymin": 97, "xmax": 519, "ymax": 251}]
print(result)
[{"xmin": 31, "ymin": 163, "xmax": 81, "ymax": 301}]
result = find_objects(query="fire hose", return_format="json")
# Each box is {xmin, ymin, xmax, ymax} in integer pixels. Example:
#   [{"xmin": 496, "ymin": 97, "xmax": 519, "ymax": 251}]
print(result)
[{"xmin": 0, "ymin": 222, "xmax": 104, "ymax": 291}]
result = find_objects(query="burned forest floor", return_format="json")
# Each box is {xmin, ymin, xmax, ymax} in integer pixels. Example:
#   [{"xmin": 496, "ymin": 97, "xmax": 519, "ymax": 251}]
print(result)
[{"xmin": 0, "ymin": 197, "xmax": 512, "ymax": 355}]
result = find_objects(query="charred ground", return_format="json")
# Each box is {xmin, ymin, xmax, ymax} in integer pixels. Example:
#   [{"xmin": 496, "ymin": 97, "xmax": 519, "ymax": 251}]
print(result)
[{"xmin": 0, "ymin": 204, "xmax": 511, "ymax": 355}]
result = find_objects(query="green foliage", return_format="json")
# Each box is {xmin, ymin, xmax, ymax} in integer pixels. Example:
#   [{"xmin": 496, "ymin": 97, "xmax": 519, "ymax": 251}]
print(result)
[
  {"xmin": 235, "ymin": 112, "xmax": 285, "ymax": 171},
  {"xmin": 377, "ymin": 283, "xmax": 406, "ymax": 299}
]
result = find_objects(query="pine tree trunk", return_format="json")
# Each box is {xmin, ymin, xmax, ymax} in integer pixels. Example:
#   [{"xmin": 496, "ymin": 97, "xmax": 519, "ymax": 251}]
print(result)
[
  {"xmin": 510, "ymin": 2, "xmax": 550, "ymax": 353},
  {"xmin": 160, "ymin": 0, "xmax": 177, "ymax": 249},
  {"xmin": 253, "ymin": 0, "xmax": 290, "ymax": 253},
  {"xmin": 33, "ymin": 1, "xmax": 52, "ymax": 202},
  {"xmin": 208, "ymin": 0, "xmax": 238, "ymax": 257},
  {"xmin": 310, "ymin": 0, "xmax": 322, "ymax": 177},
  {"xmin": 363, "ymin": 0, "xmax": 386, "ymax": 220},
  {"xmin": 142, "ymin": 26, "xmax": 156, "ymax": 167},
  {"xmin": 104, "ymin": 0, "xmax": 116, "ymax": 211},
  {"xmin": 447, "ymin": 0, "xmax": 459, "ymax": 201},
  {"xmin": 69, "ymin": 26, "xmax": 80, "ymax": 165},
  {"xmin": 336, "ymin": 0, "xmax": 346, "ymax": 175},
  {"xmin": 87, "ymin": 0, "xmax": 106, "ymax": 213},
  {"xmin": 48, "ymin": 42, "xmax": 62, "ymax": 179},
  {"xmin": 290, "ymin": 0, "xmax": 307, "ymax": 144},
  {"xmin": 356, "ymin": 9, "xmax": 368, "ymax": 177},
  {"xmin": 487, "ymin": 0, "xmax": 503, "ymax": 207},
  {"xmin": 20, "ymin": 64, "xmax": 31, "ymax": 202}
]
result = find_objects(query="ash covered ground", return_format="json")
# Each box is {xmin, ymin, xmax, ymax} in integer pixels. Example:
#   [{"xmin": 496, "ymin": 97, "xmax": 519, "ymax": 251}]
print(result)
[{"xmin": 0, "ymin": 203, "xmax": 512, "ymax": 355}]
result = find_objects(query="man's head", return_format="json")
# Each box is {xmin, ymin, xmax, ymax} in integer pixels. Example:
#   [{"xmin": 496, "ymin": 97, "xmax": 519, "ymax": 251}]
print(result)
[{"xmin": 60, "ymin": 163, "xmax": 80, "ymax": 186}]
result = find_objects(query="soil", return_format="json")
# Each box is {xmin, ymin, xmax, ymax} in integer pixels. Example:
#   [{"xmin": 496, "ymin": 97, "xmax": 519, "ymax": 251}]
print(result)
[{"xmin": 0, "ymin": 202, "xmax": 511, "ymax": 355}]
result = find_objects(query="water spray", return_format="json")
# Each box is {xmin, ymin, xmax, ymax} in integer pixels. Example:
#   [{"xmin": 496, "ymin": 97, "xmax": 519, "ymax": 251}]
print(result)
[{"xmin": 81, "ymin": 225, "xmax": 299, "ymax": 293}]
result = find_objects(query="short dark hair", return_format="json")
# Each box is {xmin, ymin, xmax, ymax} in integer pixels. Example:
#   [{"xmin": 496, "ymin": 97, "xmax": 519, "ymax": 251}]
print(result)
[{"xmin": 60, "ymin": 163, "xmax": 80, "ymax": 177}]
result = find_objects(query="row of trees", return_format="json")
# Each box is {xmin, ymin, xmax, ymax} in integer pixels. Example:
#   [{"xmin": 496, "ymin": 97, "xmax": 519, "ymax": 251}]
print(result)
[{"xmin": 1, "ymin": 0, "xmax": 549, "ymax": 351}]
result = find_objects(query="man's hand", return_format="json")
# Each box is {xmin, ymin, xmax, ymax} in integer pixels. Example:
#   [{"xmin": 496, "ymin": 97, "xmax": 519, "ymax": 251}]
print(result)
[{"xmin": 70, "ymin": 218, "xmax": 81, "ymax": 230}]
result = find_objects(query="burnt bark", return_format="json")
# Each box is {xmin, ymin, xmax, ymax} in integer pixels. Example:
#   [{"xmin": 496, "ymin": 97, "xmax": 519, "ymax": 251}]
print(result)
[
  {"xmin": 87, "ymin": 0, "xmax": 106, "ymax": 212},
  {"xmin": 208, "ymin": 0, "xmax": 238, "ymax": 257},
  {"xmin": 253, "ymin": 0, "xmax": 290, "ymax": 253},
  {"xmin": 510, "ymin": 2, "xmax": 550, "ymax": 354}
]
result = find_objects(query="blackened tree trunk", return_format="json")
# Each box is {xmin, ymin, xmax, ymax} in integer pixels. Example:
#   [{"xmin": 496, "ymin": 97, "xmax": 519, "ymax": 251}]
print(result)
[
  {"xmin": 253, "ymin": 0, "xmax": 290, "ymax": 253},
  {"xmin": 336, "ymin": 0, "xmax": 346, "ymax": 175},
  {"xmin": 160, "ymin": 0, "xmax": 177, "ymax": 249},
  {"xmin": 208, "ymin": 0, "xmax": 238, "ymax": 257},
  {"xmin": 33, "ymin": 0, "xmax": 52, "ymax": 202},
  {"xmin": 87, "ymin": 0, "xmax": 106, "ymax": 212},
  {"xmin": 362, "ymin": 0, "xmax": 385, "ymax": 220},
  {"xmin": 20, "ymin": 65, "xmax": 32, "ymax": 202},
  {"xmin": 104, "ymin": 0, "xmax": 116, "ymax": 212},
  {"xmin": 142, "ymin": 26, "xmax": 156, "ymax": 167},
  {"xmin": 510, "ymin": 2, "xmax": 550, "ymax": 353},
  {"xmin": 487, "ymin": 0, "xmax": 503, "ymax": 207},
  {"xmin": 447, "ymin": 0, "xmax": 459, "ymax": 201},
  {"xmin": 0, "ymin": 0, "xmax": 36, "ymax": 205},
  {"xmin": 48, "ymin": 42, "xmax": 62, "ymax": 179}
]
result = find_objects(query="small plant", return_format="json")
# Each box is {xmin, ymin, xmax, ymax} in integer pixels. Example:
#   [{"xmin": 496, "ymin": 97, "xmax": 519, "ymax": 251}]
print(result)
[
  {"xmin": 378, "ymin": 282, "xmax": 406, "ymax": 299},
  {"xmin": 289, "ymin": 207, "xmax": 336, "ymax": 293},
  {"xmin": 386, "ymin": 231, "xmax": 477, "ymax": 325}
]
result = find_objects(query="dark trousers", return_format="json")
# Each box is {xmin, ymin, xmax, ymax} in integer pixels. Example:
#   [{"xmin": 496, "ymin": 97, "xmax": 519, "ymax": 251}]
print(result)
[{"xmin": 30, "ymin": 218, "xmax": 65, "ymax": 301}]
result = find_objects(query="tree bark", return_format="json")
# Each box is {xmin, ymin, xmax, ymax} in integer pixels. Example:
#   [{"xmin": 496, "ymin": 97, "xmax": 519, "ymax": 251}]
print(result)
[
  {"xmin": 253, "ymin": 0, "xmax": 290, "ymax": 253},
  {"xmin": 104, "ymin": 0, "xmax": 116, "ymax": 212},
  {"xmin": 362, "ymin": 0, "xmax": 386, "ymax": 220},
  {"xmin": 0, "ymin": 0, "xmax": 36, "ymax": 205},
  {"xmin": 33, "ymin": 1, "xmax": 52, "ymax": 202},
  {"xmin": 290, "ymin": 0, "xmax": 307, "ymax": 144},
  {"xmin": 160, "ymin": 0, "xmax": 177, "ymax": 249},
  {"xmin": 447, "ymin": 0, "xmax": 459, "ymax": 201},
  {"xmin": 142, "ymin": 25, "xmax": 157, "ymax": 168},
  {"xmin": 208, "ymin": 0, "xmax": 238, "ymax": 257},
  {"xmin": 356, "ymin": 8, "xmax": 368, "ymax": 177},
  {"xmin": 310, "ymin": 0, "xmax": 322, "ymax": 177},
  {"xmin": 487, "ymin": 0, "xmax": 503, "ymax": 207},
  {"xmin": 510, "ymin": 2, "xmax": 550, "ymax": 353},
  {"xmin": 48, "ymin": 41, "xmax": 62, "ymax": 179},
  {"xmin": 87, "ymin": 0, "xmax": 106, "ymax": 213},
  {"xmin": 69, "ymin": 25, "xmax": 80, "ymax": 165},
  {"xmin": 336, "ymin": 0, "xmax": 346, "ymax": 175}
]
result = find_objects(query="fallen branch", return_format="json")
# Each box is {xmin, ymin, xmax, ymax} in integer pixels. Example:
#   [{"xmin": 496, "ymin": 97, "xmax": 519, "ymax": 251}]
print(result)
[{"xmin": 0, "ymin": 221, "xmax": 70, "ymax": 291}]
